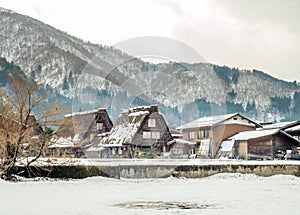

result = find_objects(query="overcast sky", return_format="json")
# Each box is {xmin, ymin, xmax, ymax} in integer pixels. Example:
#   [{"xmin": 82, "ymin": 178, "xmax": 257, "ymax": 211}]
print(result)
[{"xmin": 1, "ymin": 0, "xmax": 300, "ymax": 82}]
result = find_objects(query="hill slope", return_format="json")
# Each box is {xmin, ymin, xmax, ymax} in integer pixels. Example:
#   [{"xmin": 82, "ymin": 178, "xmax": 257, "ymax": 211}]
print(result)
[{"xmin": 1, "ymin": 8, "xmax": 300, "ymax": 125}]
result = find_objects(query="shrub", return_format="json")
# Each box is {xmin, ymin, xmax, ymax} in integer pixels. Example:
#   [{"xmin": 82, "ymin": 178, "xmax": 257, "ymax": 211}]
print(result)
[{"xmin": 135, "ymin": 152, "xmax": 157, "ymax": 159}]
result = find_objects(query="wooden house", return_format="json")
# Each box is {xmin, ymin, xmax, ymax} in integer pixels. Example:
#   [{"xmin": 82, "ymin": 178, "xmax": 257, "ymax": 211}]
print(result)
[
  {"xmin": 223, "ymin": 129, "xmax": 300, "ymax": 160},
  {"xmin": 0, "ymin": 113, "xmax": 43, "ymax": 144},
  {"xmin": 283, "ymin": 124, "xmax": 300, "ymax": 140},
  {"xmin": 169, "ymin": 129, "xmax": 183, "ymax": 139},
  {"xmin": 261, "ymin": 121, "xmax": 299, "ymax": 131},
  {"xmin": 100, "ymin": 105, "xmax": 173, "ymax": 158},
  {"xmin": 48, "ymin": 137, "xmax": 83, "ymax": 157},
  {"xmin": 167, "ymin": 139, "xmax": 196, "ymax": 159},
  {"xmin": 0, "ymin": 113, "xmax": 43, "ymax": 137},
  {"xmin": 262, "ymin": 121, "xmax": 300, "ymax": 139},
  {"xmin": 26, "ymin": 114, "xmax": 44, "ymax": 136},
  {"xmin": 177, "ymin": 113, "xmax": 262, "ymax": 158},
  {"xmin": 0, "ymin": 113, "xmax": 46, "ymax": 158},
  {"xmin": 50, "ymin": 108, "xmax": 113, "ymax": 157},
  {"xmin": 261, "ymin": 121, "xmax": 300, "ymax": 154},
  {"xmin": 85, "ymin": 133, "xmax": 110, "ymax": 158}
]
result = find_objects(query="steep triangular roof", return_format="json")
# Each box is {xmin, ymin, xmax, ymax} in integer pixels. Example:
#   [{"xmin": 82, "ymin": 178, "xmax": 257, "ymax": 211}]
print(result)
[
  {"xmin": 0, "ymin": 113, "xmax": 43, "ymax": 136},
  {"xmin": 105, "ymin": 105, "xmax": 158, "ymax": 145},
  {"xmin": 55, "ymin": 108, "xmax": 113, "ymax": 146}
]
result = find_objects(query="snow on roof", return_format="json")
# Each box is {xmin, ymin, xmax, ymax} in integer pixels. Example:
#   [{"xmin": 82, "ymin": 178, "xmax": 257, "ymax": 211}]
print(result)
[
  {"xmin": 86, "ymin": 146, "xmax": 105, "ymax": 152},
  {"xmin": 169, "ymin": 129, "xmax": 181, "ymax": 135},
  {"xmin": 177, "ymin": 112, "xmax": 259, "ymax": 130},
  {"xmin": 56, "ymin": 108, "xmax": 113, "ymax": 147},
  {"xmin": 128, "ymin": 105, "xmax": 158, "ymax": 113},
  {"xmin": 229, "ymin": 129, "xmax": 280, "ymax": 141},
  {"xmin": 177, "ymin": 113, "xmax": 237, "ymax": 130},
  {"xmin": 65, "ymin": 108, "xmax": 106, "ymax": 118},
  {"xmin": 261, "ymin": 121, "xmax": 298, "ymax": 130},
  {"xmin": 48, "ymin": 137, "xmax": 76, "ymax": 148},
  {"xmin": 128, "ymin": 110, "xmax": 149, "ymax": 117},
  {"xmin": 106, "ymin": 122, "xmax": 142, "ymax": 144},
  {"xmin": 177, "ymin": 113, "xmax": 262, "ymax": 130},
  {"xmin": 105, "ymin": 108, "xmax": 152, "ymax": 145},
  {"xmin": 167, "ymin": 138, "xmax": 196, "ymax": 146},
  {"xmin": 104, "ymin": 105, "xmax": 163, "ymax": 145},
  {"xmin": 285, "ymin": 124, "xmax": 300, "ymax": 133}
]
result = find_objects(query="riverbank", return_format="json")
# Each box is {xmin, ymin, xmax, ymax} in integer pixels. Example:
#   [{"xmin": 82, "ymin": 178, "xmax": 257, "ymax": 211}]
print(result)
[{"xmin": 15, "ymin": 159, "xmax": 300, "ymax": 179}]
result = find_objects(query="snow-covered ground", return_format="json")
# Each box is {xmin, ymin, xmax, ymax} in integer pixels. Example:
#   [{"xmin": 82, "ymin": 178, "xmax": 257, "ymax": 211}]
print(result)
[{"xmin": 1, "ymin": 173, "xmax": 300, "ymax": 215}]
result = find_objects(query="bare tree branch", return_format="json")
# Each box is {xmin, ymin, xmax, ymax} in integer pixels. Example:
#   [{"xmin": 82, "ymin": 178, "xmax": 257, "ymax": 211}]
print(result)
[{"xmin": 0, "ymin": 73, "xmax": 67, "ymax": 180}]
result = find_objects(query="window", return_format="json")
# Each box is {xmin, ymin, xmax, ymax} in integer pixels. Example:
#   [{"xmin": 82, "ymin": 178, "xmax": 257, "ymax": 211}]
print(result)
[
  {"xmin": 189, "ymin": 131, "xmax": 195, "ymax": 140},
  {"xmin": 198, "ymin": 130, "xmax": 209, "ymax": 139},
  {"xmin": 143, "ymin": 131, "xmax": 151, "ymax": 139},
  {"xmin": 118, "ymin": 147, "xmax": 122, "ymax": 155},
  {"xmin": 198, "ymin": 130, "xmax": 204, "ymax": 139},
  {"xmin": 204, "ymin": 130, "xmax": 210, "ymax": 138},
  {"xmin": 172, "ymin": 148, "xmax": 183, "ymax": 155},
  {"xmin": 152, "ymin": 132, "xmax": 160, "ymax": 139},
  {"xmin": 96, "ymin": 122, "xmax": 103, "ymax": 131},
  {"xmin": 176, "ymin": 148, "xmax": 183, "ymax": 155},
  {"xmin": 148, "ymin": 118, "xmax": 156, "ymax": 127},
  {"xmin": 143, "ymin": 131, "xmax": 160, "ymax": 139}
]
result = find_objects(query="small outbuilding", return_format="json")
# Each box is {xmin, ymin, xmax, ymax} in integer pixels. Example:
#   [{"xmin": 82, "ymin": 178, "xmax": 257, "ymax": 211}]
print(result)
[
  {"xmin": 167, "ymin": 139, "xmax": 196, "ymax": 159},
  {"xmin": 224, "ymin": 129, "xmax": 300, "ymax": 160}
]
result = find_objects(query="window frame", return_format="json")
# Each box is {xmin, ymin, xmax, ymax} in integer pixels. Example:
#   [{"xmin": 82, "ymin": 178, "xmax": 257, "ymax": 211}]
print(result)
[
  {"xmin": 96, "ymin": 122, "xmax": 104, "ymax": 131},
  {"xmin": 148, "ymin": 118, "xmax": 156, "ymax": 127},
  {"xmin": 189, "ymin": 131, "xmax": 195, "ymax": 140}
]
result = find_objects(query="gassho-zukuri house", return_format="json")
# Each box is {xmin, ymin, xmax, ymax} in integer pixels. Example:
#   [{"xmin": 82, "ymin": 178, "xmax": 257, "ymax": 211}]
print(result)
[
  {"xmin": 49, "ymin": 108, "xmax": 113, "ymax": 157},
  {"xmin": 176, "ymin": 113, "xmax": 262, "ymax": 158},
  {"xmin": 86, "ymin": 105, "xmax": 173, "ymax": 158}
]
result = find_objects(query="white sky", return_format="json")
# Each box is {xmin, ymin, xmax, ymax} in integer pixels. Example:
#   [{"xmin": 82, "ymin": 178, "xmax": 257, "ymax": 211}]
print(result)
[{"xmin": 0, "ymin": 0, "xmax": 300, "ymax": 82}]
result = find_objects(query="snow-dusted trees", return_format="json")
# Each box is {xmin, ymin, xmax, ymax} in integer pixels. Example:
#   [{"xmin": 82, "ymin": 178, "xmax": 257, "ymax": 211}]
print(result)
[{"xmin": 0, "ymin": 73, "xmax": 66, "ymax": 180}]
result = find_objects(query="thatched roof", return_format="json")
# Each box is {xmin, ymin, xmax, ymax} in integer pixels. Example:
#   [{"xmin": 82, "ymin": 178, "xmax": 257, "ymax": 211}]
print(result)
[
  {"xmin": 27, "ymin": 114, "xmax": 43, "ymax": 136},
  {"xmin": 105, "ymin": 105, "xmax": 158, "ymax": 145},
  {"xmin": 55, "ymin": 108, "xmax": 113, "ymax": 146}
]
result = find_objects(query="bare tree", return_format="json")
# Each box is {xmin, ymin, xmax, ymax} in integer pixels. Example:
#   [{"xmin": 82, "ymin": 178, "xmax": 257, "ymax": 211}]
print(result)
[{"xmin": 0, "ymin": 73, "xmax": 66, "ymax": 180}]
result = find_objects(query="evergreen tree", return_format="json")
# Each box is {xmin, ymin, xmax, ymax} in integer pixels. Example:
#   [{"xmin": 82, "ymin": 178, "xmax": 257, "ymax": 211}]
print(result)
[
  {"xmin": 30, "ymin": 70, "xmax": 36, "ymax": 80},
  {"xmin": 68, "ymin": 71, "xmax": 74, "ymax": 87},
  {"xmin": 62, "ymin": 76, "xmax": 69, "ymax": 91},
  {"xmin": 292, "ymin": 92, "xmax": 300, "ymax": 118}
]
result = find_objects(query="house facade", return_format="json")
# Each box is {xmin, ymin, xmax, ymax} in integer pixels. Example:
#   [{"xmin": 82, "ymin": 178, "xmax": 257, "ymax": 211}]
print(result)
[
  {"xmin": 99, "ymin": 105, "xmax": 173, "ymax": 158},
  {"xmin": 167, "ymin": 139, "xmax": 196, "ymax": 159},
  {"xmin": 224, "ymin": 129, "xmax": 300, "ymax": 160},
  {"xmin": 262, "ymin": 121, "xmax": 300, "ymax": 154},
  {"xmin": 177, "ymin": 113, "xmax": 261, "ymax": 158},
  {"xmin": 266, "ymin": 121, "xmax": 300, "ymax": 140}
]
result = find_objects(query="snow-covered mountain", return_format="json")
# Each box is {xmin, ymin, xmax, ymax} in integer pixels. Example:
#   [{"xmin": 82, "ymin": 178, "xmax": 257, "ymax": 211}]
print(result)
[{"xmin": 1, "ymin": 8, "xmax": 300, "ymax": 125}]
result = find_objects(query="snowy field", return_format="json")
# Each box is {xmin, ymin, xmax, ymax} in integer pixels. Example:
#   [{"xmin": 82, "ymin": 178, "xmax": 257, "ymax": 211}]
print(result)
[{"xmin": 1, "ymin": 173, "xmax": 300, "ymax": 215}]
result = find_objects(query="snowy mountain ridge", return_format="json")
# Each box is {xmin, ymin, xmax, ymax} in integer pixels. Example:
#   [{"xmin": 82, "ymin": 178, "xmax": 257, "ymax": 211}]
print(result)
[{"xmin": 0, "ymin": 8, "xmax": 300, "ymax": 124}]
